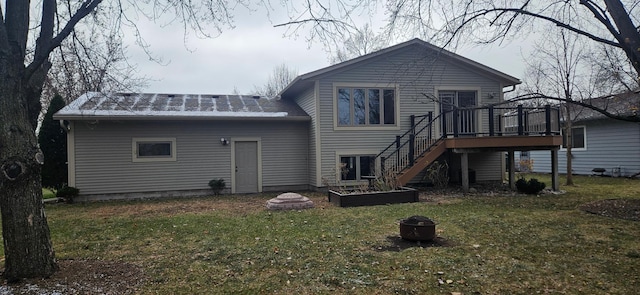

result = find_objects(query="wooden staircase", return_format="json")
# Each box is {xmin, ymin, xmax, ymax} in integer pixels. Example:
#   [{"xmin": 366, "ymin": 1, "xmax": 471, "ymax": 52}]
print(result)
[
  {"xmin": 376, "ymin": 104, "xmax": 562, "ymax": 190},
  {"xmin": 396, "ymin": 139, "xmax": 446, "ymax": 186},
  {"xmin": 376, "ymin": 112, "xmax": 445, "ymax": 187},
  {"xmin": 376, "ymin": 105, "xmax": 561, "ymax": 185}
]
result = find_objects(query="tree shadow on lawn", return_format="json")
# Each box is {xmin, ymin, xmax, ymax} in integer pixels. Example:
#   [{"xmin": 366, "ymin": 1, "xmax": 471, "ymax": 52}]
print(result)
[{"xmin": 374, "ymin": 235, "xmax": 455, "ymax": 252}]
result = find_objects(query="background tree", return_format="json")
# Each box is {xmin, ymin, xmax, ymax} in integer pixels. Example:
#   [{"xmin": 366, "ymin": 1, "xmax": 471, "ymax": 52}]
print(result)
[
  {"xmin": 38, "ymin": 94, "xmax": 68, "ymax": 190},
  {"xmin": 329, "ymin": 24, "xmax": 387, "ymax": 64},
  {"xmin": 42, "ymin": 29, "xmax": 148, "ymax": 106},
  {"xmin": 590, "ymin": 44, "xmax": 640, "ymax": 94},
  {"xmin": 253, "ymin": 63, "xmax": 298, "ymax": 97},
  {"xmin": 520, "ymin": 29, "xmax": 592, "ymax": 185}
]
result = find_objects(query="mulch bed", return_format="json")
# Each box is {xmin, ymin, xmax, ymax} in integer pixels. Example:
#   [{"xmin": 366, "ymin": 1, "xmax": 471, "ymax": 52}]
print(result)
[
  {"xmin": 579, "ymin": 198, "xmax": 640, "ymax": 221},
  {"xmin": 0, "ymin": 259, "xmax": 144, "ymax": 295}
]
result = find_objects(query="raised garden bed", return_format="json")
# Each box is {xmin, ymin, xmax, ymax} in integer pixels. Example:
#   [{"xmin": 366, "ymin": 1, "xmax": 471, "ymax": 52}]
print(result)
[{"xmin": 328, "ymin": 187, "xmax": 419, "ymax": 207}]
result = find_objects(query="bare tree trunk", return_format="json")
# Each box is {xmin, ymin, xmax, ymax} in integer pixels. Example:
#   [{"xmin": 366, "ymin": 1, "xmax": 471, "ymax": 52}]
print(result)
[
  {"xmin": 0, "ymin": 55, "xmax": 57, "ymax": 282},
  {"xmin": 566, "ymin": 138, "xmax": 574, "ymax": 185},
  {"xmin": 603, "ymin": 0, "xmax": 640, "ymax": 76},
  {"xmin": 565, "ymin": 105, "xmax": 574, "ymax": 186}
]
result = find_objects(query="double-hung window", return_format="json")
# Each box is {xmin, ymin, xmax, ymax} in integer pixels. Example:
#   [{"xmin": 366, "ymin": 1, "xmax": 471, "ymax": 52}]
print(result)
[
  {"xmin": 340, "ymin": 155, "xmax": 376, "ymax": 181},
  {"xmin": 562, "ymin": 126, "xmax": 586, "ymax": 149},
  {"xmin": 132, "ymin": 138, "xmax": 177, "ymax": 162},
  {"xmin": 337, "ymin": 86, "xmax": 396, "ymax": 127}
]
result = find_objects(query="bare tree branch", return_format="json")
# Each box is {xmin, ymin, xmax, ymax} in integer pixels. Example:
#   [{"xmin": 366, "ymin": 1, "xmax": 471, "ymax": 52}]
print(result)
[
  {"xmin": 601, "ymin": 0, "xmax": 640, "ymax": 74},
  {"xmin": 26, "ymin": 0, "xmax": 104, "ymax": 80},
  {"xmin": 4, "ymin": 1, "xmax": 30, "ymax": 59},
  {"xmin": 503, "ymin": 92, "xmax": 639, "ymax": 122},
  {"xmin": 458, "ymin": 7, "xmax": 621, "ymax": 48}
]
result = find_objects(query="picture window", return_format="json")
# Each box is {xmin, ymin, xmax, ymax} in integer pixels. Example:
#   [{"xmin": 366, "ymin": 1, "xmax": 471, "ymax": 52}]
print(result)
[{"xmin": 132, "ymin": 138, "xmax": 177, "ymax": 162}]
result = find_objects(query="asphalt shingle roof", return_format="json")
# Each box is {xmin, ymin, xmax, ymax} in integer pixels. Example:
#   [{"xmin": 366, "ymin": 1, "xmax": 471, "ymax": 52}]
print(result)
[{"xmin": 568, "ymin": 90, "xmax": 639, "ymax": 122}]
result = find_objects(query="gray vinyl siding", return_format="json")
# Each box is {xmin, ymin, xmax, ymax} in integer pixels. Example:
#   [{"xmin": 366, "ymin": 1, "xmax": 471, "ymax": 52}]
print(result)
[
  {"xmin": 528, "ymin": 119, "xmax": 640, "ymax": 176},
  {"xmin": 294, "ymin": 87, "xmax": 319, "ymax": 186},
  {"xmin": 72, "ymin": 120, "xmax": 308, "ymax": 195},
  {"xmin": 314, "ymin": 43, "xmax": 506, "ymax": 182},
  {"xmin": 445, "ymin": 152, "xmax": 503, "ymax": 183},
  {"xmin": 470, "ymin": 153, "xmax": 503, "ymax": 181}
]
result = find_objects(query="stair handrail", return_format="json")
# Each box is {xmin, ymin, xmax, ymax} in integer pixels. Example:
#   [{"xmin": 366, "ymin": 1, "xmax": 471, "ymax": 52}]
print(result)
[
  {"xmin": 377, "ymin": 112, "xmax": 445, "ymax": 173},
  {"xmin": 376, "ymin": 114, "xmax": 428, "ymax": 159}
]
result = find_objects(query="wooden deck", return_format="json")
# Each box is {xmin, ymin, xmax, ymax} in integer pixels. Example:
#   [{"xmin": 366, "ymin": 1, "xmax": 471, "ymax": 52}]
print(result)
[
  {"xmin": 379, "ymin": 104, "xmax": 564, "ymax": 192},
  {"xmin": 444, "ymin": 135, "xmax": 562, "ymax": 151},
  {"xmin": 396, "ymin": 135, "xmax": 563, "ymax": 191}
]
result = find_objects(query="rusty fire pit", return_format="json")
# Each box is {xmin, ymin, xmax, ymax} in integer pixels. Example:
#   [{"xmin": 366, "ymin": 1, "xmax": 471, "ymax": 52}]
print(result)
[{"xmin": 399, "ymin": 216, "xmax": 436, "ymax": 241}]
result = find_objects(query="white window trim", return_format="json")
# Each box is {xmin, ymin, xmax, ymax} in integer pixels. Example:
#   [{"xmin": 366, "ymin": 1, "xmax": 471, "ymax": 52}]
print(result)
[
  {"xmin": 334, "ymin": 150, "xmax": 380, "ymax": 185},
  {"xmin": 333, "ymin": 82, "xmax": 401, "ymax": 131},
  {"xmin": 132, "ymin": 137, "xmax": 177, "ymax": 162},
  {"xmin": 560, "ymin": 125, "xmax": 587, "ymax": 151}
]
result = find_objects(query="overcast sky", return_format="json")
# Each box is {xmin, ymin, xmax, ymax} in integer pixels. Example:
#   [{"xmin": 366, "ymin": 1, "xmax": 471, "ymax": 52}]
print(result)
[{"xmin": 125, "ymin": 4, "xmax": 531, "ymax": 95}]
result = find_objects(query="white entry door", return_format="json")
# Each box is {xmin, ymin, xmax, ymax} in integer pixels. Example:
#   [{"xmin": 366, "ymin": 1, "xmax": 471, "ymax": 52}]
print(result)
[{"xmin": 234, "ymin": 141, "xmax": 259, "ymax": 193}]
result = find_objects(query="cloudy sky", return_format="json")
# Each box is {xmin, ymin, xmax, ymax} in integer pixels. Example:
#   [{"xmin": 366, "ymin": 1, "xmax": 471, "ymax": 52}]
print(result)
[{"xmin": 125, "ymin": 3, "xmax": 530, "ymax": 95}]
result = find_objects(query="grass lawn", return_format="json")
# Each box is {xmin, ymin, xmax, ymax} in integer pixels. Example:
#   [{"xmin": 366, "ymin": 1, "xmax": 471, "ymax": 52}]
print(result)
[
  {"xmin": 5, "ymin": 174, "xmax": 640, "ymax": 294},
  {"xmin": 42, "ymin": 188, "xmax": 56, "ymax": 199}
]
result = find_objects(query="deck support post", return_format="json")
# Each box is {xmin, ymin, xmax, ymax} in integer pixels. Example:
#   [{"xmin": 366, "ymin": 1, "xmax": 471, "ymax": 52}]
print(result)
[
  {"xmin": 551, "ymin": 148, "xmax": 559, "ymax": 191},
  {"xmin": 508, "ymin": 150, "xmax": 516, "ymax": 190},
  {"xmin": 461, "ymin": 152, "xmax": 469, "ymax": 193}
]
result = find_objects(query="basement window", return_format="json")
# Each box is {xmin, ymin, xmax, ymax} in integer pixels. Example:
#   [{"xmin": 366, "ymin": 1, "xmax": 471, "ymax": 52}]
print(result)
[
  {"xmin": 132, "ymin": 138, "xmax": 177, "ymax": 162},
  {"xmin": 340, "ymin": 155, "xmax": 376, "ymax": 181}
]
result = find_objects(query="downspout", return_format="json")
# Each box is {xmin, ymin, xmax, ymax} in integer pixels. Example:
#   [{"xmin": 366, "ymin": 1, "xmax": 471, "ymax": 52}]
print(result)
[
  {"xmin": 502, "ymin": 85, "xmax": 517, "ymax": 95},
  {"xmin": 58, "ymin": 120, "xmax": 70, "ymax": 132},
  {"xmin": 501, "ymin": 84, "xmax": 517, "ymax": 183},
  {"xmin": 59, "ymin": 120, "xmax": 75, "ymax": 187}
]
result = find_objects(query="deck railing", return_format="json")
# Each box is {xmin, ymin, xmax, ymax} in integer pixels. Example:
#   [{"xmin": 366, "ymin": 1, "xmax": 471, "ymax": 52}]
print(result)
[
  {"xmin": 443, "ymin": 104, "xmax": 561, "ymax": 137},
  {"xmin": 376, "ymin": 104, "xmax": 561, "ymax": 175},
  {"xmin": 377, "ymin": 112, "xmax": 442, "ymax": 174}
]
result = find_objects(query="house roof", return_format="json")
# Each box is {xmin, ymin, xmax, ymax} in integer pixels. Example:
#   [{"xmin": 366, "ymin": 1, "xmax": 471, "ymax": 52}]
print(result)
[
  {"xmin": 54, "ymin": 92, "xmax": 311, "ymax": 121},
  {"xmin": 567, "ymin": 90, "xmax": 639, "ymax": 122},
  {"xmin": 280, "ymin": 38, "xmax": 522, "ymax": 98}
]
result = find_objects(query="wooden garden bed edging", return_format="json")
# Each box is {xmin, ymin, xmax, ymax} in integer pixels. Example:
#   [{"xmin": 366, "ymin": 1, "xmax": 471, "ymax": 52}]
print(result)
[{"xmin": 327, "ymin": 187, "xmax": 419, "ymax": 207}]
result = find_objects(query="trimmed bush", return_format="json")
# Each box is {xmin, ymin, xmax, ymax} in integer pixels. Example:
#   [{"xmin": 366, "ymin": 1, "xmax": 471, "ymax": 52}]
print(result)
[
  {"xmin": 515, "ymin": 178, "xmax": 546, "ymax": 195},
  {"xmin": 56, "ymin": 186, "xmax": 80, "ymax": 203},
  {"xmin": 208, "ymin": 178, "xmax": 226, "ymax": 195}
]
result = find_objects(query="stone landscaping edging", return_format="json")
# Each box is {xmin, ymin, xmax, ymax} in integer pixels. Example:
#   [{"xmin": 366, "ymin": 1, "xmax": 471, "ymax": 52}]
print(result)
[{"xmin": 266, "ymin": 192, "xmax": 314, "ymax": 210}]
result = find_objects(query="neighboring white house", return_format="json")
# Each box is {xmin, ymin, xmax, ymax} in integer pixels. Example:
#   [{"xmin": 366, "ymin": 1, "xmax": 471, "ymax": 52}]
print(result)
[{"xmin": 55, "ymin": 38, "xmax": 562, "ymax": 200}]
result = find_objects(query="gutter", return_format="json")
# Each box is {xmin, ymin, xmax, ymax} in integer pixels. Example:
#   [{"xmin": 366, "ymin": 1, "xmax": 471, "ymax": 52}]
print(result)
[
  {"xmin": 53, "ymin": 115, "xmax": 312, "ymax": 122},
  {"xmin": 503, "ymin": 85, "xmax": 517, "ymax": 94}
]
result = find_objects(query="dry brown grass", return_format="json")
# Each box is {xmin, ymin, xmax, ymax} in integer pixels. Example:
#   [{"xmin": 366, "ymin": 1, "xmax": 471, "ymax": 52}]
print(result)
[{"xmin": 3, "ymin": 175, "xmax": 639, "ymax": 294}]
